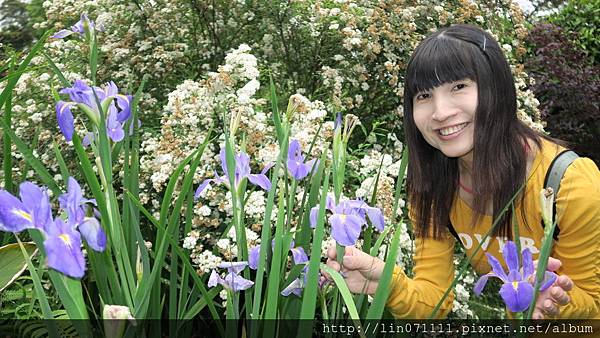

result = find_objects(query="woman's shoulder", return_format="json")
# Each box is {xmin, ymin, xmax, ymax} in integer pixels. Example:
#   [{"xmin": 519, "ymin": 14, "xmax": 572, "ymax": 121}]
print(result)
[{"xmin": 534, "ymin": 137, "xmax": 600, "ymax": 184}]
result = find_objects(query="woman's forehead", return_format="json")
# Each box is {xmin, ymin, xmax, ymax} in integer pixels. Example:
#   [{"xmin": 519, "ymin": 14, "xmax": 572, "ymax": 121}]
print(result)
[{"xmin": 407, "ymin": 37, "xmax": 478, "ymax": 93}]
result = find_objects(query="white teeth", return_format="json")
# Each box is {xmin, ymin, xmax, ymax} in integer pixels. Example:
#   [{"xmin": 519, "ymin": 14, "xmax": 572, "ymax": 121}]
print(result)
[{"xmin": 439, "ymin": 123, "xmax": 468, "ymax": 136}]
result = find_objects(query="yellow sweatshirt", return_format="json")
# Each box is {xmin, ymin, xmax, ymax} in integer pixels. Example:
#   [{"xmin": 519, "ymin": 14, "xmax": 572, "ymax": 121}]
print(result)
[{"xmin": 386, "ymin": 139, "xmax": 600, "ymax": 318}]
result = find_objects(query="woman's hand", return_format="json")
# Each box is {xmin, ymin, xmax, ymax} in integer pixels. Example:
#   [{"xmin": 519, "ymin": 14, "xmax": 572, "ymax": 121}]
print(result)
[
  {"xmin": 532, "ymin": 257, "xmax": 574, "ymax": 319},
  {"xmin": 323, "ymin": 245, "xmax": 386, "ymax": 295}
]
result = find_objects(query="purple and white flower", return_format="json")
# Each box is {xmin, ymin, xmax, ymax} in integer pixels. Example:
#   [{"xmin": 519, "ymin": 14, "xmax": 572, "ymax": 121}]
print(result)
[
  {"xmin": 207, "ymin": 261, "xmax": 254, "ymax": 292},
  {"xmin": 194, "ymin": 148, "xmax": 271, "ymax": 200},
  {"xmin": 0, "ymin": 178, "xmax": 106, "ymax": 278},
  {"xmin": 309, "ymin": 197, "xmax": 384, "ymax": 246},
  {"xmin": 51, "ymin": 14, "xmax": 103, "ymax": 39},
  {"xmin": 56, "ymin": 80, "xmax": 133, "ymax": 143},
  {"xmin": 287, "ymin": 139, "xmax": 319, "ymax": 180},
  {"xmin": 474, "ymin": 241, "xmax": 557, "ymax": 313}
]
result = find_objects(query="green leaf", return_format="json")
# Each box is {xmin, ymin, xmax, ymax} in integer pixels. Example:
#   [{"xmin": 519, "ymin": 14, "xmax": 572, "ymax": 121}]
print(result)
[
  {"xmin": 320, "ymin": 264, "xmax": 366, "ymax": 338},
  {"xmin": 0, "ymin": 242, "xmax": 37, "ymax": 292},
  {"xmin": 366, "ymin": 222, "xmax": 402, "ymax": 319},
  {"xmin": 299, "ymin": 161, "xmax": 329, "ymax": 323}
]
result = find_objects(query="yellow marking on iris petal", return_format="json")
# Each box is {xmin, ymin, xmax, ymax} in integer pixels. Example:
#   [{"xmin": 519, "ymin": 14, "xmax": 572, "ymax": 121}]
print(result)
[
  {"xmin": 340, "ymin": 214, "xmax": 347, "ymax": 222},
  {"xmin": 60, "ymin": 102, "xmax": 73, "ymax": 114},
  {"xmin": 13, "ymin": 209, "xmax": 32, "ymax": 222},
  {"xmin": 59, "ymin": 234, "xmax": 72, "ymax": 247},
  {"xmin": 512, "ymin": 281, "xmax": 519, "ymax": 290},
  {"xmin": 117, "ymin": 94, "xmax": 130, "ymax": 101}
]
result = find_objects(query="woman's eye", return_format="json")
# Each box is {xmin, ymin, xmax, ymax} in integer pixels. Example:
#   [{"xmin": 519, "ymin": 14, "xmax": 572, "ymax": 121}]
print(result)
[
  {"xmin": 453, "ymin": 83, "xmax": 467, "ymax": 91},
  {"xmin": 415, "ymin": 93, "xmax": 430, "ymax": 101}
]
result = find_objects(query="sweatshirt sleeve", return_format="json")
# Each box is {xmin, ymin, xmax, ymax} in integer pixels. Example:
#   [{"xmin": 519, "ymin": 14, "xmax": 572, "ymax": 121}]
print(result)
[
  {"xmin": 385, "ymin": 232, "xmax": 456, "ymax": 318},
  {"xmin": 552, "ymin": 157, "xmax": 600, "ymax": 318}
]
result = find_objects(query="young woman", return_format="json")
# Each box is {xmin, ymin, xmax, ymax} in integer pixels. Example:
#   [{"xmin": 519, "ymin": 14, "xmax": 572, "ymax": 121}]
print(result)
[{"xmin": 325, "ymin": 24, "xmax": 600, "ymax": 319}]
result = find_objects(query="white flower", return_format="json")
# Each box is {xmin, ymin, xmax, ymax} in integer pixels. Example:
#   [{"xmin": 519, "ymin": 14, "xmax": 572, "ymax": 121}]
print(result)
[
  {"xmin": 198, "ymin": 205, "xmax": 212, "ymax": 216},
  {"xmin": 237, "ymin": 79, "xmax": 260, "ymax": 104},
  {"xmin": 183, "ymin": 236, "xmax": 198, "ymax": 250}
]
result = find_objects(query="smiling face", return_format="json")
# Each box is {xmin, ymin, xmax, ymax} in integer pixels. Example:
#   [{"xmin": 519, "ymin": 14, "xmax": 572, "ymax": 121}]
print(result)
[{"xmin": 412, "ymin": 79, "xmax": 478, "ymax": 159}]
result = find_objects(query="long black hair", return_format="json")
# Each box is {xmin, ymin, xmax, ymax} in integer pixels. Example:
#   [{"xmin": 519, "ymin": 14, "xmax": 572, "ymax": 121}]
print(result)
[{"xmin": 403, "ymin": 24, "xmax": 543, "ymax": 239}]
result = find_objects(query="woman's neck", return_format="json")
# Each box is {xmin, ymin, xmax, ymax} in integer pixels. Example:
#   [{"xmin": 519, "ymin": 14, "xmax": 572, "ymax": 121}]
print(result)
[{"xmin": 458, "ymin": 150, "xmax": 474, "ymax": 180}]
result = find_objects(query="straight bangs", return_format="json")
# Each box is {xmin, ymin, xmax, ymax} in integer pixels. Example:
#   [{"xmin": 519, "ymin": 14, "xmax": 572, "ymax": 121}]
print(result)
[{"xmin": 405, "ymin": 36, "xmax": 477, "ymax": 99}]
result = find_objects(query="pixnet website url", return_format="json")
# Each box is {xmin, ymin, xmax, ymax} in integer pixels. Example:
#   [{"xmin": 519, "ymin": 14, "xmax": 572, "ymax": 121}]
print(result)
[{"xmin": 321, "ymin": 322, "xmax": 594, "ymax": 336}]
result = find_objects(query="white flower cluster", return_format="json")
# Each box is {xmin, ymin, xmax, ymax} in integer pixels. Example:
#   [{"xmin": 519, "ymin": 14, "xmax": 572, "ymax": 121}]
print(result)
[
  {"xmin": 190, "ymin": 250, "xmax": 222, "ymax": 276},
  {"xmin": 448, "ymin": 256, "xmax": 479, "ymax": 319},
  {"xmin": 377, "ymin": 222, "xmax": 414, "ymax": 271},
  {"xmin": 353, "ymin": 134, "xmax": 406, "ymax": 221}
]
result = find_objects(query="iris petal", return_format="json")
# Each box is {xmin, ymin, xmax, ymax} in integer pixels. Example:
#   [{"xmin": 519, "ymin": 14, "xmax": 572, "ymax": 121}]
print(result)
[
  {"xmin": 485, "ymin": 253, "xmax": 509, "ymax": 282},
  {"xmin": 224, "ymin": 272, "xmax": 254, "ymax": 292},
  {"xmin": 194, "ymin": 179, "xmax": 215, "ymax": 200},
  {"xmin": 365, "ymin": 206, "xmax": 385, "ymax": 232},
  {"xmin": 51, "ymin": 30, "xmax": 74, "ymax": 39},
  {"xmin": 44, "ymin": 219, "xmax": 86, "ymax": 278},
  {"xmin": 474, "ymin": 273, "xmax": 492, "ymax": 295},
  {"xmin": 78, "ymin": 217, "xmax": 107, "ymax": 251},
  {"xmin": 499, "ymin": 280, "xmax": 534, "ymax": 313},
  {"xmin": 0, "ymin": 191, "xmax": 33, "ymax": 232},
  {"xmin": 291, "ymin": 247, "xmax": 308, "ymax": 265},
  {"xmin": 287, "ymin": 140, "xmax": 301, "ymax": 162},
  {"xmin": 207, "ymin": 270, "xmax": 221, "ymax": 288},
  {"xmin": 56, "ymin": 101, "xmax": 75, "ymax": 141},
  {"xmin": 248, "ymin": 246, "xmax": 260, "ymax": 270},
  {"xmin": 539, "ymin": 271, "xmax": 558, "ymax": 291},
  {"xmin": 106, "ymin": 111, "xmax": 125, "ymax": 142},
  {"xmin": 247, "ymin": 174, "xmax": 271, "ymax": 191},
  {"xmin": 522, "ymin": 248, "xmax": 534, "ymax": 279},
  {"xmin": 218, "ymin": 261, "xmax": 248, "ymax": 274},
  {"xmin": 309, "ymin": 206, "xmax": 319, "ymax": 228},
  {"xmin": 502, "ymin": 241, "xmax": 519, "ymax": 275},
  {"xmin": 330, "ymin": 213, "xmax": 364, "ymax": 246},
  {"xmin": 281, "ymin": 278, "xmax": 303, "ymax": 297},
  {"xmin": 19, "ymin": 182, "xmax": 53, "ymax": 229}
]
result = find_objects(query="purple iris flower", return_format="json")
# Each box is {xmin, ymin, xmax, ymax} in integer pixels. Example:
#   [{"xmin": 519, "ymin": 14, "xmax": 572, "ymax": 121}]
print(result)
[
  {"xmin": 0, "ymin": 178, "xmax": 106, "ymax": 278},
  {"xmin": 474, "ymin": 241, "xmax": 557, "ymax": 313},
  {"xmin": 44, "ymin": 218, "xmax": 86, "ymax": 278},
  {"xmin": 287, "ymin": 140, "xmax": 318, "ymax": 180},
  {"xmin": 281, "ymin": 267, "xmax": 307, "ymax": 297},
  {"xmin": 281, "ymin": 264, "xmax": 325, "ymax": 297},
  {"xmin": 194, "ymin": 148, "xmax": 272, "ymax": 200},
  {"xmin": 334, "ymin": 112, "xmax": 342, "ymax": 130},
  {"xmin": 56, "ymin": 101, "xmax": 75, "ymax": 141},
  {"xmin": 248, "ymin": 245, "xmax": 260, "ymax": 270},
  {"xmin": 207, "ymin": 261, "xmax": 254, "ymax": 292},
  {"xmin": 309, "ymin": 197, "xmax": 385, "ymax": 247},
  {"xmin": 59, "ymin": 177, "xmax": 106, "ymax": 252},
  {"xmin": 56, "ymin": 80, "xmax": 133, "ymax": 143},
  {"xmin": 0, "ymin": 182, "xmax": 53, "ymax": 232},
  {"xmin": 51, "ymin": 14, "xmax": 103, "ymax": 39},
  {"xmin": 248, "ymin": 240, "xmax": 308, "ymax": 270}
]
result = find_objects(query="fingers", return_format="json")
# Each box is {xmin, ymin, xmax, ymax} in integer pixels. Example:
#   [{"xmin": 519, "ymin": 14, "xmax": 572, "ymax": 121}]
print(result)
[
  {"xmin": 533, "ymin": 279, "xmax": 574, "ymax": 320},
  {"xmin": 532, "ymin": 310, "xmax": 544, "ymax": 320},
  {"xmin": 550, "ymin": 286, "xmax": 570, "ymax": 306},
  {"xmin": 327, "ymin": 245, "xmax": 337, "ymax": 260},
  {"xmin": 533, "ymin": 296, "xmax": 559, "ymax": 319},
  {"xmin": 556, "ymin": 275, "xmax": 574, "ymax": 291},
  {"xmin": 327, "ymin": 244, "xmax": 356, "ymax": 260},
  {"xmin": 533, "ymin": 257, "xmax": 562, "ymax": 272},
  {"xmin": 541, "ymin": 299, "xmax": 559, "ymax": 317},
  {"xmin": 546, "ymin": 257, "xmax": 562, "ymax": 272}
]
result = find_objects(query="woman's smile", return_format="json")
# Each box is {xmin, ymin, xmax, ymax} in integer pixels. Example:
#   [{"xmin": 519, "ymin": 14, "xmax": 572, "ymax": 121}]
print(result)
[{"xmin": 436, "ymin": 122, "xmax": 470, "ymax": 139}]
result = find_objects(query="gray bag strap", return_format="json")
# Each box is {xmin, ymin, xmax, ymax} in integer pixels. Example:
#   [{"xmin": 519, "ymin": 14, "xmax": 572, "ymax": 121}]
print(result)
[{"xmin": 542, "ymin": 150, "xmax": 579, "ymax": 240}]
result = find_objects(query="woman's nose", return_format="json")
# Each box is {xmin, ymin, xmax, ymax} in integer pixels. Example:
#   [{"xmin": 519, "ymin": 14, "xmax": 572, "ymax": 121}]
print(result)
[{"xmin": 431, "ymin": 97, "xmax": 458, "ymax": 121}]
